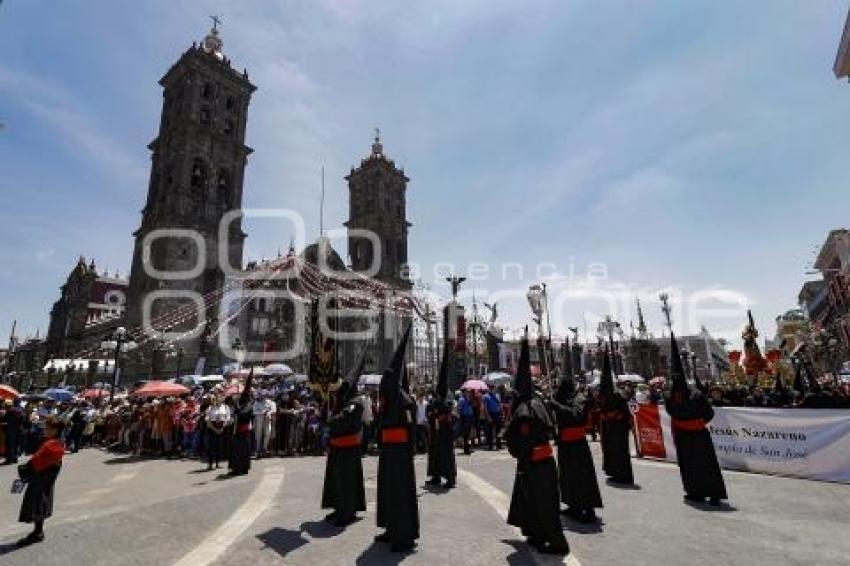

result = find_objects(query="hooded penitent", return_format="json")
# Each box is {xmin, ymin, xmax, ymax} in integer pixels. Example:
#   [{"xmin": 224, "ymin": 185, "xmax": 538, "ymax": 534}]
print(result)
[
  {"xmin": 669, "ymin": 332, "xmax": 689, "ymax": 397},
  {"xmin": 436, "ymin": 342, "xmax": 450, "ymax": 401},
  {"xmin": 338, "ymin": 346, "xmax": 368, "ymax": 407},
  {"xmin": 514, "ymin": 330, "xmax": 533, "ymax": 403},
  {"xmin": 375, "ymin": 321, "xmax": 419, "ymax": 548},
  {"xmin": 555, "ymin": 374, "xmax": 576, "ymax": 405},
  {"xmin": 599, "ymin": 346, "xmax": 615, "ymax": 398},
  {"xmin": 379, "ymin": 323, "xmax": 412, "ymax": 409}
]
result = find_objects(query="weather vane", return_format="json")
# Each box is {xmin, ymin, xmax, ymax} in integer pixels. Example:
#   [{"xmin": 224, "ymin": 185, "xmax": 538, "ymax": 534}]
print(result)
[{"xmin": 210, "ymin": 15, "xmax": 222, "ymax": 30}]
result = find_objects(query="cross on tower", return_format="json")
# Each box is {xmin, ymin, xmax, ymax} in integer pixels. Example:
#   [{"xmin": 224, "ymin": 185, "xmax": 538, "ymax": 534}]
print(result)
[
  {"xmin": 374, "ymin": 127, "xmax": 380, "ymax": 143},
  {"xmin": 210, "ymin": 15, "xmax": 222, "ymax": 30}
]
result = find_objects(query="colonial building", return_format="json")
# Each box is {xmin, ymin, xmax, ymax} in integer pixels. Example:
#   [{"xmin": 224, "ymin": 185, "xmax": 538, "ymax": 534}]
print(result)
[
  {"xmin": 768, "ymin": 309, "xmax": 809, "ymax": 356},
  {"xmin": 45, "ymin": 256, "xmax": 128, "ymax": 358},
  {"xmin": 125, "ymin": 23, "xmax": 256, "ymax": 371},
  {"xmin": 810, "ymin": 229, "xmax": 850, "ymax": 346},
  {"xmin": 238, "ymin": 236, "xmax": 416, "ymax": 376},
  {"xmin": 653, "ymin": 330, "xmax": 728, "ymax": 383},
  {"xmin": 798, "ymin": 279, "xmax": 828, "ymax": 323},
  {"xmin": 621, "ymin": 300, "xmax": 661, "ymax": 379}
]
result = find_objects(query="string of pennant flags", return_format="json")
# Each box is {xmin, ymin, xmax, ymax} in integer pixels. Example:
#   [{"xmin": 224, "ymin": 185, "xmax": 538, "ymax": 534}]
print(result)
[{"xmin": 57, "ymin": 253, "xmax": 438, "ymax": 365}]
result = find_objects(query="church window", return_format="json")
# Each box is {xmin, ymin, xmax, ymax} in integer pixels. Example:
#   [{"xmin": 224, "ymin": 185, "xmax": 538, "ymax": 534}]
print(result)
[
  {"xmin": 217, "ymin": 169, "xmax": 231, "ymax": 208},
  {"xmin": 201, "ymin": 83, "xmax": 213, "ymax": 100},
  {"xmin": 226, "ymin": 96, "xmax": 235, "ymax": 110},
  {"xmin": 190, "ymin": 159, "xmax": 207, "ymax": 189},
  {"xmin": 199, "ymin": 106, "xmax": 211, "ymax": 126},
  {"xmin": 224, "ymin": 119, "xmax": 234, "ymax": 135}
]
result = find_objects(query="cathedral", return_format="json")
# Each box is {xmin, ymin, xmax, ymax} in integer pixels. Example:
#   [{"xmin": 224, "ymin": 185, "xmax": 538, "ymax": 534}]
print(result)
[{"xmin": 45, "ymin": 23, "xmax": 414, "ymax": 381}]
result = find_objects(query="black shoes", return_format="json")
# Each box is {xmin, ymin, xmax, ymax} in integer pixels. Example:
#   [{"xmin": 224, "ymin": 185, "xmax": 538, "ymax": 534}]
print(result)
[
  {"xmin": 334, "ymin": 515, "xmax": 355, "ymax": 527},
  {"xmin": 390, "ymin": 540, "xmax": 415, "ymax": 553},
  {"xmin": 537, "ymin": 542, "xmax": 570, "ymax": 555},
  {"xmin": 424, "ymin": 478, "xmax": 441, "ymax": 486},
  {"xmin": 324, "ymin": 512, "xmax": 338, "ymax": 522},
  {"xmin": 709, "ymin": 497, "xmax": 721, "ymax": 506},
  {"xmin": 684, "ymin": 494, "xmax": 705, "ymax": 503},
  {"xmin": 373, "ymin": 532, "xmax": 391, "ymax": 543},
  {"xmin": 16, "ymin": 532, "xmax": 44, "ymax": 547},
  {"xmin": 443, "ymin": 480, "xmax": 456, "ymax": 489}
]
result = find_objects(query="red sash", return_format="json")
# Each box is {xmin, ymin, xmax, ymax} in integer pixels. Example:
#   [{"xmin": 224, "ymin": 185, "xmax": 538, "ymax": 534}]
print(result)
[
  {"xmin": 329, "ymin": 433, "xmax": 361, "ymax": 448},
  {"xmin": 382, "ymin": 427, "xmax": 410, "ymax": 444},
  {"xmin": 559, "ymin": 426, "xmax": 586, "ymax": 443},
  {"xmin": 672, "ymin": 418, "xmax": 706, "ymax": 432},
  {"xmin": 237, "ymin": 423, "xmax": 252, "ymax": 434},
  {"xmin": 530, "ymin": 443, "xmax": 554, "ymax": 462}
]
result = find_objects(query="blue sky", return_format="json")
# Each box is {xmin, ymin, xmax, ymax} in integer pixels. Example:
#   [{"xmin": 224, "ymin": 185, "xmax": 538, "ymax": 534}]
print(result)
[{"xmin": 1, "ymin": 0, "xmax": 849, "ymax": 348}]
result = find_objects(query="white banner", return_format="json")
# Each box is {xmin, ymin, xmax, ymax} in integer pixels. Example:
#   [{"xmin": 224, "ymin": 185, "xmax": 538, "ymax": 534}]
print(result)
[{"xmin": 657, "ymin": 407, "xmax": 850, "ymax": 483}]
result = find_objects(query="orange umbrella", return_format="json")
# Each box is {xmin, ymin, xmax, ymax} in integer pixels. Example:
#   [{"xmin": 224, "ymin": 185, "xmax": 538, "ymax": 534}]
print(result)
[
  {"xmin": 132, "ymin": 380, "xmax": 189, "ymax": 398},
  {"xmin": 0, "ymin": 384, "xmax": 20, "ymax": 400}
]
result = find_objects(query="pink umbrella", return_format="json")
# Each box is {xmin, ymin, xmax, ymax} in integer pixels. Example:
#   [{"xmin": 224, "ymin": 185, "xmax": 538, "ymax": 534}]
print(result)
[
  {"xmin": 132, "ymin": 380, "xmax": 190, "ymax": 398},
  {"xmin": 461, "ymin": 379, "xmax": 488, "ymax": 391},
  {"xmin": 81, "ymin": 389, "xmax": 109, "ymax": 399}
]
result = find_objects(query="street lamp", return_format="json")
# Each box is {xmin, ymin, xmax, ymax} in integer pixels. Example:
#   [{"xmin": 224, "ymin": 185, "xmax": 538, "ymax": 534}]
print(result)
[
  {"xmin": 101, "ymin": 327, "xmax": 137, "ymax": 402},
  {"xmin": 527, "ymin": 284, "xmax": 548, "ymax": 376},
  {"xmin": 598, "ymin": 315, "xmax": 621, "ymax": 374}
]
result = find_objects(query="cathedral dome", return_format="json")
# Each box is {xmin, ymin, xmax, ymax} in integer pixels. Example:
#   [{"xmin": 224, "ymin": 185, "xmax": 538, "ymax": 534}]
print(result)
[{"xmin": 301, "ymin": 237, "xmax": 347, "ymax": 273}]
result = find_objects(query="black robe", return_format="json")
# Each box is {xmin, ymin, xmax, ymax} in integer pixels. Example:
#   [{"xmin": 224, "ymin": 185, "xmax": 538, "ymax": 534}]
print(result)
[
  {"xmin": 376, "ymin": 391, "xmax": 419, "ymax": 543},
  {"xmin": 321, "ymin": 399, "xmax": 366, "ymax": 520},
  {"xmin": 505, "ymin": 396, "xmax": 569, "ymax": 552},
  {"xmin": 599, "ymin": 392, "xmax": 634, "ymax": 484},
  {"xmin": 552, "ymin": 394, "xmax": 603, "ymax": 510},
  {"xmin": 426, "ymin": 401, "xmax": 438, "ymax": 479},
  {"xmin": 427, "ymin": 399, "xmax": 456, "ymax": 483},
  {"xmin": 665, "ymin": 388, "xmax": 727, "ymax": 500},
  {"xmin": 229, "ymin": 403, "xmax": 253, "ymax": 475}
]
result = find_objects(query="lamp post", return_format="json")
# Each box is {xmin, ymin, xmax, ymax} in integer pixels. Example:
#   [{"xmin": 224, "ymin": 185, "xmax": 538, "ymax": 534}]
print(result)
[
  {"xmin": 527, "ymin": 284, "xmax": 548, "ymax": 377},
  {"xmin": 101, "ymin": 327, "xmax": 137, "ymax": 402},
  {"xmin": 598, "ymin": 315, "xmax": 621, "ymax": 374}
]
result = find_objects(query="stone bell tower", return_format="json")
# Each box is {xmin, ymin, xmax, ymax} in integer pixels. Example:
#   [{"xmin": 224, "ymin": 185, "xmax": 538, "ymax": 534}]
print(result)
[
  {"xmin": 345, "ymin": 129, "xmax": 412, "ymax": 290},
  {"xmin": 125, "ymin": 22, "xmax": 256, "ymax": 369}
]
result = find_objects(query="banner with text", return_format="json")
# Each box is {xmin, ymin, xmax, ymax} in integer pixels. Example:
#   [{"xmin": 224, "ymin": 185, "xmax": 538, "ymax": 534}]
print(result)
[{"xmin": 632, "ymin": 405, "xmax": 850, "ymax": 483}]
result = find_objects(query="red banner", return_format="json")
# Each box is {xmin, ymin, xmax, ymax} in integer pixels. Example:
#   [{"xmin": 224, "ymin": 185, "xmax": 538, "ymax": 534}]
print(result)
[
  {"xmin": 633, "ymin": 403, "xmax": 666, "ymax": 459},
  {"xmin": 455, "ymin": 317, "xmax": 467, "ymax": 353}
]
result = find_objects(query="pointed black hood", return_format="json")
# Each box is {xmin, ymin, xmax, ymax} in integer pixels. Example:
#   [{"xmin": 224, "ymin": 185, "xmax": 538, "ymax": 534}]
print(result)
[
  {"xmin": 338, "ymin": 346, "xmax": 368, "ymax": 405},
  {"xmin": 401, "ymin": 364, "xmax": 411, "ymax": 394},
  {"xmin": 379, "ymin": 323, "xmax": 412, "ymax": 404},
  {"xmin": 436, "ymin": 343, "xmax": 450, "ymax": 400},
  {"xmin": 514, "ymin": 329, "xmax": 533, "ymax": 401},
  {"xmin": 669, "ymin": 332, "xmax": 689, "ymax": 395},
  {"xmin": 555, "ymin": 374, "xmax": 576, "ymax": 404},
  {"xmin": 599, "ymin": 345, "xmax": 614, "ymax": 397}
]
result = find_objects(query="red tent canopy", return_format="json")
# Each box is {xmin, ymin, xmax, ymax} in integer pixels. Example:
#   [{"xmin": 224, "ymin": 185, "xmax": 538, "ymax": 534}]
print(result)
[
  {"xmin": 0, "ymin": 384, "xmax": 20, "ymax": 400},
  {"xmin": 132, "ymin": 380, "xmax": 189, "ymax": 398}
]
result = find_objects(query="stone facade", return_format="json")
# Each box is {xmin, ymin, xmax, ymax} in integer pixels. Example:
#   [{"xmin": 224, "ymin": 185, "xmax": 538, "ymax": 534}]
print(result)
[
  {"xmin": 125, "ymin": 27, "xmax": 256, "ymax": 370},
  {"xmin": 45, "ymin": 256, "xmax": 128, "ymax": 358},
  {"xmin": 345, "ymin": 133, "xmax": 412, "ymax": 291}
]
